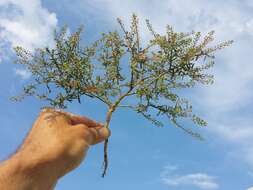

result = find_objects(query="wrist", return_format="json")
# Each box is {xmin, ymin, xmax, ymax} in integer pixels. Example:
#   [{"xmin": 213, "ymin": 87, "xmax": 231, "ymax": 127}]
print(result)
[{"xmin": 0, "ymin": 152, "xmax": 58, "ymax": 190}]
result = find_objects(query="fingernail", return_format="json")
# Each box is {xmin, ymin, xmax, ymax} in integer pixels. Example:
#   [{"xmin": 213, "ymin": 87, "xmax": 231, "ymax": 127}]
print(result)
[
  {"xmin": 41, "ymin": 107, "xmax": 55, "ymax": 113},
  {"xmin": 55, "ymin": 108, "xmax": 63, "ymax": 112},
  {"xmin": 41, "ymin": 108, "xmax": 50, "ymax": 112}
]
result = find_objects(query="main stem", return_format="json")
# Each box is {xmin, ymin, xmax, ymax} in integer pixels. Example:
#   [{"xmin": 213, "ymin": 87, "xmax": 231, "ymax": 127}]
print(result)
[
  {"xmin": 101, "ymin": 89, "xmax": 133, "ymax": 177},
  {"xmin": 101, "ymin": 106, "xmax": 114, "ymax": 177}
]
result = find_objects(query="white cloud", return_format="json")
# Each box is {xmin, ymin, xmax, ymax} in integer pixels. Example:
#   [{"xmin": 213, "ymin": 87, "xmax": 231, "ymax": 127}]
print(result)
[
  {"xmin": 162, "ymin": 173, "xmax": 219, "ymax": 189},
  {"xmin": 14, "ymin": 68, "xmax": 31, "ymax": 79},
  {"xmin": 84, "ymin": 0, "xmax": 253, "ymax": 168},
  {"xmin": 0, "ymin": 0, "xmax": 58, "ymax": 61},
  {"xmin": 247, "ymin": 187, "xmax": 253, "ymax": 190},
  {"xmin": 161, "ymin": 164, "xmax": 219, "ymax": 189}
]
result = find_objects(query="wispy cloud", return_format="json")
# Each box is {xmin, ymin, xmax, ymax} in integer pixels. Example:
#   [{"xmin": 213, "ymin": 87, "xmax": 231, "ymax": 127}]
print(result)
[
  {"xmin": 0, "ymin": 0, "xmax": 58, "ymax": 61},
  {"xmin": 14, "ymin": 68, "xmax": 31, "ymax": 80},
  {"xmin": 160, "ymin": 164, "xmax": 219, "ymax": 189}
]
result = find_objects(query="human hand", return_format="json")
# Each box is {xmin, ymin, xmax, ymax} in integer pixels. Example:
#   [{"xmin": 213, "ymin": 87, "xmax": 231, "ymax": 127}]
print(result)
[
  {"xmin": 0, "ymin": 108, "xmax": 110, "ymax": 190},
  {"xmin": 20, "ymin": 108, "xmax": 110, "ymax": 177}
]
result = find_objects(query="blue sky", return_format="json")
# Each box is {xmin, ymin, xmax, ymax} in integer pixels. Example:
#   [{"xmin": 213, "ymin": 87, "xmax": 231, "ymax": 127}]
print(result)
[{"xmin": 0, "ymin": 0, "xmax": 253, "ymax": 189}]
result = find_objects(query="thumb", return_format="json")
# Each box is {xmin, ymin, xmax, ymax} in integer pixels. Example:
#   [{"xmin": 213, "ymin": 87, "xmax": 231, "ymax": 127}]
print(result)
[
  {"xmin": 89, "ymin": 127, "xmax": 111, "ymax": 145},
  {"xmin": 72, "ymin": 124, "xmax": 110, "ymax": 145}
]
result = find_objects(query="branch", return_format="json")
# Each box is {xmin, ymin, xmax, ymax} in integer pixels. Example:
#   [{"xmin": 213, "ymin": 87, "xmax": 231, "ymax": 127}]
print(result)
[
  {"xmin": 89, "ymin": 93, "xmax": 111, "ymax": 106},
  {"xmin": 118, "ymin": 105, "xmax": 136, "ymax": 109},
  {"xmin": 170, "ymin": 117, "xmax": 204, "ymax": 141}
]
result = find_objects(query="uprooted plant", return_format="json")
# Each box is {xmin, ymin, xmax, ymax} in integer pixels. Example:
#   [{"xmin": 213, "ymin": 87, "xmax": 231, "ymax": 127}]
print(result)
[{"xmin": 12, "ymin": 14, "xmax": 233, "ymax": 177}]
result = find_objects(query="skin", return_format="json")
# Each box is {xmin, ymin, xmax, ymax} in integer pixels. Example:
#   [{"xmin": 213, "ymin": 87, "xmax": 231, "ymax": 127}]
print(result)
[{"xmin": 0, "ymin": 108, "xmax": 110, "ymax": 190}]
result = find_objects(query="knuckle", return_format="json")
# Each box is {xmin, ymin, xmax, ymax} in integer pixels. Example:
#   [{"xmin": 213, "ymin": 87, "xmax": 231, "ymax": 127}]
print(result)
[
  {"xmin": 74, "ymin": 124, "xmax": 95, "ymax": 143},
  {"xmin": 88, "ymin": 128, "xmax": 99, "ymax": 140}
]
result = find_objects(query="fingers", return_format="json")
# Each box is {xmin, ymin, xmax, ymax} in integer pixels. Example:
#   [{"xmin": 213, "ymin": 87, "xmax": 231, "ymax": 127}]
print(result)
[
  {"xmin": 73, "ymin": 124, "xmax": 110, "ymax": 145},
  {"xmin": 39, "ymin": 108, "xmax": 110, "ymax": 145},
  {"xmin": 89, "ymin": 127, "xmax": 110, "ymax": 145},
  {"xmin": 67, "ymin": 113, "xmax": 103, "ymax": 128},
  {"xmin": 38, "ymin": 108, "xmax": 72, "ymax": 126},
  {"xmin": 40, "ymin": 108, "xmax": 103, "ymax": 128}
]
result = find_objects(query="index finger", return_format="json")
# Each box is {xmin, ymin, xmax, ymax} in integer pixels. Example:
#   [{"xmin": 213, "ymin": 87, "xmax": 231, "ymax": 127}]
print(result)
[
  {"xmin": 67, "ymin": 112, "xmax": 103, "ymax": 128},
  {"xmin": 40, "ymin": 108, "xmax": 103, "ymax": 128}
]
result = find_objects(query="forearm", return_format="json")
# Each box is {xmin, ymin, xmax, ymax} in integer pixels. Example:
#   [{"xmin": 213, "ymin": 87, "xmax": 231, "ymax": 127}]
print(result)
[{"xmin": 0, "ymin": 153, "xmax": 58, "ymax": 190}]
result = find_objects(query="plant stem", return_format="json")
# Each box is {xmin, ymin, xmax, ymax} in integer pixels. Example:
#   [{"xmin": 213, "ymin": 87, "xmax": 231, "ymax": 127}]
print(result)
[
  {"xmin": 101, "ymin": 89, "xmax": 132, "ymax": 177},
  {"xmin": 102, "ymin": 106, "xmax": 114, "ymax": 177}
]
